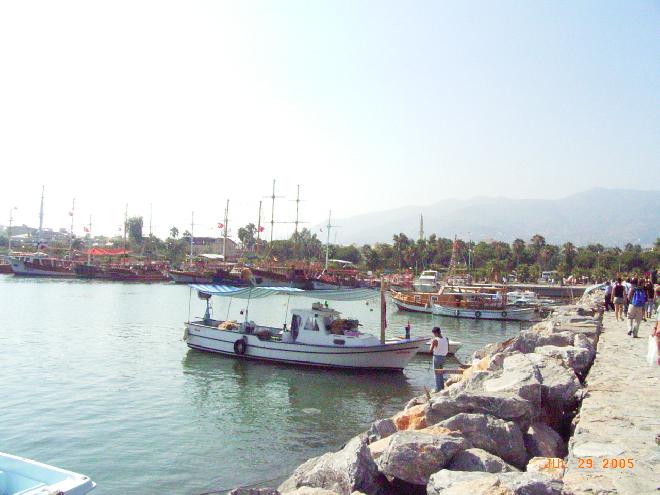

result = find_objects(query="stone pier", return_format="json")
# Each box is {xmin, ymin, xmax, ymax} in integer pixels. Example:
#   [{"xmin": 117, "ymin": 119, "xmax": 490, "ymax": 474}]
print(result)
[{"xmin": 563, "ymin": 312, "xmax": 659, "ymax": 494}]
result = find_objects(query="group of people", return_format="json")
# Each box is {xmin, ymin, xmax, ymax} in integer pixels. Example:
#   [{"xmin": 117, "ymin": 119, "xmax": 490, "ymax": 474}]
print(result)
[{"xmin": 603, "ymin": 276, "xmax": 657, "ymax": 337}]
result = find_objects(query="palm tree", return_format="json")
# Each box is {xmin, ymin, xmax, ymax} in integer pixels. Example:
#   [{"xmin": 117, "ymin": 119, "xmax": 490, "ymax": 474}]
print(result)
[
  {"xmin": 169, "ymin": 227, "xmax": 179, "ymax": 239},
  {"xmin": 512, "ymin": 238, "xmax": 526, "ymax": 265},
  {"xmin": 562, "ymin": 242, "xmax": 576, "ymax": 273}
]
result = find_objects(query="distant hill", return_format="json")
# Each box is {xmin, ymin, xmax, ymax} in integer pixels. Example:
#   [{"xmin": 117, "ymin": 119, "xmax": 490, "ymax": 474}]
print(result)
[{"xmin": 327, "ymin": 188, "xmax": 660, "ymax": 247}]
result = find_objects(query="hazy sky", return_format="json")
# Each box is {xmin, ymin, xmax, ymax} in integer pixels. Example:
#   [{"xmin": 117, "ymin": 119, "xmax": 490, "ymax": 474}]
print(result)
[{"xmin": 1, "ymin": 1, "xmax": 658, "ymax": 241}]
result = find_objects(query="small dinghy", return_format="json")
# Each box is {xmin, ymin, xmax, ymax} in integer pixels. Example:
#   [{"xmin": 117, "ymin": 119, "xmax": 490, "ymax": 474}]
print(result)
[{"xmin": 0, "ymin": 452, "xmax": 95, "ymax": 495}]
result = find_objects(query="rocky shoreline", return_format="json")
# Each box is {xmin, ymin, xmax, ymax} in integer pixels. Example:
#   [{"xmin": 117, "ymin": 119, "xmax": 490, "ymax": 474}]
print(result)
[{"xmin": 230, "ymin": 294, "xmax": 606, "ymax": 495}]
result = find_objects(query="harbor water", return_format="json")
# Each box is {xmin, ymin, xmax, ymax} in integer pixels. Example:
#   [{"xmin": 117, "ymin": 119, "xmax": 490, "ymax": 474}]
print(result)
[{"xmin": 0, "ymin": 277, "xmax": 532, "ymax": 494}]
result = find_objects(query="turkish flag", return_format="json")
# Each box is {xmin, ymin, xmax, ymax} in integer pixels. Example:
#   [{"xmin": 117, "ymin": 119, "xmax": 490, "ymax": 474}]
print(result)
[
  {"xmin": 218, "ymin": 223, "xmax": 224, "ymax": 229},
  {"xmin": 258, "ymin": 226, "xmax": 265, "ymax": 232},
  {"xmin": 84, "ymin": 227, "xmax": 90, "ymax": 233}
]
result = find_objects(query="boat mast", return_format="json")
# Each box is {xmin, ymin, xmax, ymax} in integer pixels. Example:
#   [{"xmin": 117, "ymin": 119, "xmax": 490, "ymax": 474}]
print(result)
[
  {"xmin": 269, "ymin": 180, "xmax": 276, "ymax": 245},
  {"xmin": 123, "ymin": 204, "xmax": 128, "ymax": 260},
  {"xmin": 189, "ymin": 211, "xmax": 194, "ymax": 268},
  {"xmin": 324, "ymin": 210, "xmax": 332, "ymax": 271},
  {"xmin": 222, "ymin": 199, "xmax": 229, "ymax": 260},
  {"xmin": 37, "ymin": 186, "xmax": 44, "ymax": 252},
  {"xmin": 293, "ymin": 185, "xmax": 301, "ymax": 259},
  {"xmin": 256, "ymin": 200, "xmax": 262, "ymax": 256},
  {"xmin": 8, "ymin": 207, "xmax": 17, "ymax": 254},
  {"xmin": 87, "ymin": 215, "xmax": 92, "ymax": 264},
  {"xmin": 69, "ymin": 198, "xmax": 75, "ymax": 259}
]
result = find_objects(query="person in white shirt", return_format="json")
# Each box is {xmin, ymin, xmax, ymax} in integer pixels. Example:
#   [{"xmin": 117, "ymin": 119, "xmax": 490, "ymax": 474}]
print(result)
[{"xmin": 429, "ymin": 327, "xmax": 449, "ymax": 392}]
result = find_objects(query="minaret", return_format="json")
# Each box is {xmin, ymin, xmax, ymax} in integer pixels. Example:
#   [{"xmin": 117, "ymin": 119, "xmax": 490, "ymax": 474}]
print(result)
[{"xmin": 419, "ymin": 213, "xmax": 424, "ymax": 241}]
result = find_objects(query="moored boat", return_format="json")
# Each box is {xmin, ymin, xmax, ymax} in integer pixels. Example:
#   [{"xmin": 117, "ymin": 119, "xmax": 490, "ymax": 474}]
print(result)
[
  {"xmin": 8, "ymin": 254, "xmax": 77, "ymax": 278},
  {"xmin": 0, "ymin": 258, "xmax": 12, "ymax": 274},
  {"xmin": 0, "ymin": 452, "xmax": 95, "ymax": 494},
  {"xmin": 413, "ymin": 270, "xmax": 442, "ymax": 292},
  {"xmin": 432, "ymin": 303, "xmax": 536, "ymax": 321},
  {"xmin": 184, "ymin": 286, "xmax": 426, "ymax": 371}
]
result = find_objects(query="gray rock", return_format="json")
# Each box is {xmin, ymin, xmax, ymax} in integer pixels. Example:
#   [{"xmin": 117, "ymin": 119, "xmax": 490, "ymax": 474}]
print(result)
[
  {"xmin": 366, "ymin": 419, "xmax": 397, "ymax": 443},
  {"xmin": 278, "ymin": 436, "xmax": 382, "ymax": 495},
  {"xmin": 523, "ymin": 422, "xmax": 566, "ymax": 458},
  {"xmin": 505, "ymin": 329, "xmax": 575, "ymax": 354},
  {"xmin": 427, "ymin": 470, "xmax": 563, "ymax": 495},
  {"xmin": 426, "ymin": 470, "xmax": 495, "ymax": 495},
  {"xmin": 534, "ymin": 345, "xmax": 591, "ymax": 376},
  {"xmin": 439, "ymin": 413, "xmax": 528, "ymax": 469},
  {"xmin": 230, "ymin": 489, "xmax": 280, "ymax": 495},
  {"xmin": 448, "ymin": 448, "xmax": 518, "ymax": 473},
  {"xmin": 425, "ymin": 391, "xmax": 537, "ymax": 429},
  {"xmin": 573, "ymin": 333, "xmax": 596, "ymax": 360},
  {"xmin": 375, "ymin": 430, "xmax": 469, "ymax": 485}
]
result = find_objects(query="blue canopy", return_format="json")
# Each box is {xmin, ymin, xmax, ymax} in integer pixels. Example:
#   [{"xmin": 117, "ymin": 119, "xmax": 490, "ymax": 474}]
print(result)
[{"xmin": 190, "ymin": 284, "xmax": 379, "ymax": 301}]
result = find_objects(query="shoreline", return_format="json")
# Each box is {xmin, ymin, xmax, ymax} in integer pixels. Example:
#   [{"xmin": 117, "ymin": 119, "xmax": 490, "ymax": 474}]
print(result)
[{"xmin": 229, "ymin": 288, "xmax": 658, "ymax": 495}]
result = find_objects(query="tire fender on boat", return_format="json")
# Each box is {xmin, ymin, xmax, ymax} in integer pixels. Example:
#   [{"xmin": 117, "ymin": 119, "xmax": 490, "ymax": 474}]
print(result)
[
  {"xmin": 454, "ymin": 309, "xmax": 460, "ymax": 317},
  {"xmin": 234, "ymin": 337, "xmax": 247, "ymax": 355},
  {"xmin": 474, "ymin": 310, "xmax": 481, "ymax": 319},
  {"xmin": 501, "ymin": 311, "xmax": 508, "ymax": 318}
]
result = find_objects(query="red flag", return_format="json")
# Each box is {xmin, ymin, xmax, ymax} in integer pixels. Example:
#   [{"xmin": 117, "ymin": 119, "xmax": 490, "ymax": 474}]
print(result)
[
  {"xmin": 68, "ymin": 210, "xmax": 74, "ymax": 217},
  {"xmin": 258, "ymin": 226, "xmax": 265, "ymax": 232},
  {"xmin": 218, "ymin": 223, "xmax": 224, "ymax": 229},
  {"xmin": 84, "ymin": 227, "xmax": 90, "ymax": 233}
]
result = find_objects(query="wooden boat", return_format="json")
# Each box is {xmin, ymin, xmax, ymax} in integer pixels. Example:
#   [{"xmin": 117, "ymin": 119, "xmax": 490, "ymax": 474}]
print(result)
[
  {"xmin": 0, "ymin": 452, "xmax": 95, "ymax": 494},
  {"xmin": 0, "ymin": 259, "xmax": 12, "ymax": 274},
  {"xmin": 107, "ymin": 264, "xmax": 170, "ymax": 282},
  {"xmin": 184, "ymin": 286, "xmax": 426, "ymax": 371},
  {"xmin": 8, "ymin": 254, "xmax": 77, "ymax": 278},
  {"xmin": 431, "ymin": 288, "xmax": 536, "ymax": 321},
  {"xmin": 391, "ymin": 285, "xmax": 508, "ymax": 314}
]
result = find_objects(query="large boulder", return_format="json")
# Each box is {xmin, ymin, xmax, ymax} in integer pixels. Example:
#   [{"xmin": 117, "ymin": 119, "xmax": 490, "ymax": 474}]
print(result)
[
  {"xmin": 425, "ymin": 391, "xmax": 537, "ymax": 429},
  {"xmin": 573, "ymin": 333, "xmax": 596, "ymax": 361},
  {"xmin": 278, "ymin": 436, "xmax": 383, "ymax": 495},
  {"xmin": 427, "ymin": 470, "xmax": 563, "ymax": 495},
  {"xmin": 438, "ymin": 413, "xmax": 528, "ymax": 468},
  {"xmin": 526, "ymin": 457, "xmax": 566, "ymax": 481},
  {"xmin": 523, "ymin": 423, "xmax": 566, "ymax": 458},
  {"xmin": 375, "ymin": 431, "xmax": 469, "ymax": 486},
  {"xmin": 534, "ymin": 345, "xmax": 591, "ymax": 376},
  {"xmin": 366, "ymin": 419, "xmax": 397, "ymax": 443},
  {"xmin": 448, "ymin": 448, "xmax": 518, "ymax": 473}
]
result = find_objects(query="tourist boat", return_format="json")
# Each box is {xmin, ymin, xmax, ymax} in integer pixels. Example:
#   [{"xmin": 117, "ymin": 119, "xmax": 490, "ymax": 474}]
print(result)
[
  {"xmin": 168, "ymin": 268, "xmax": 214, "ymax": 284},
  {"xmin": 391, "ymin": 285, "xmax": 503, "ymax": 314},
  {"xmin": 184, "ymin": 286, "xmax": 427, "ymax": 370},
  {"xmin": 431, "ymin": 289, "xmax": 536, "ymax": 321},
  {"xmin": 413, "ymin": 270, "xmax": 442, "ymax": 292},
  {"xmin": 0, "ymin": 452, "xmax": 95, "ymax": 494},
  {"xmin": 506, "ymin": 290, "xmax": 555, "ymax": 307},
  {"xmin": 8, "ymin": 253, "xmax": 77, "ymax": 278},
  {"xmin": 107, "ymin": 264, "xmax": 170, "ymax": 282},
  {"xmin": 0, "ymin": 257, "xmax": 12, "ymax": 274}
]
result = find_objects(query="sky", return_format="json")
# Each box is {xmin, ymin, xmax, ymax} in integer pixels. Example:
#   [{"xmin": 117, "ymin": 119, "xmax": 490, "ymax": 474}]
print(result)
[{"xmin": 1, "ymin": 1, "xmax": 658, "ymax": 242}]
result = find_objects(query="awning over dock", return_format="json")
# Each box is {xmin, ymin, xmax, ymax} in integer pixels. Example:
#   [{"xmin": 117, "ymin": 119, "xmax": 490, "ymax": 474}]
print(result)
[{"xmin": 190, "ymin": 284, "xmax": 379, "ymax": 301}]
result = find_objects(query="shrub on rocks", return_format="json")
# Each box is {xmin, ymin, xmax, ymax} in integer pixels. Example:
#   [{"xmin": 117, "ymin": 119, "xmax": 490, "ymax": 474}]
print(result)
[
  {"xmin": 375, "ymin": 430, "xmax": 469, "ymax": 486},
  {"xmin": 438, "ymin": 413, "xmax": 528, "ymax": 469},
  {"xmin": 523, "ymin": 422, "xmax": 566, "ymax": 458},
  {"xmin": 278, "ymin": 436, "xmax": 384, "ymax": 495},
  {"xmin": 448, "ymin": 448, "xmax": 518, "ymax": 473}
]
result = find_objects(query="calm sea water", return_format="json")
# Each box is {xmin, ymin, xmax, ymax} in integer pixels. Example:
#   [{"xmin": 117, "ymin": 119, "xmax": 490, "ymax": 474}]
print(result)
[{"xmin": 0, "ymin": 276, "xmax": 530, "ymax": 494}]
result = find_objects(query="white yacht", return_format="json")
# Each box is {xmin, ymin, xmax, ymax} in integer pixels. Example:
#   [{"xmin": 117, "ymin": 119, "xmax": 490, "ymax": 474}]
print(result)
[{"xmin": 413, "ymin": 270, "xmax": 441, "ymax": 292}]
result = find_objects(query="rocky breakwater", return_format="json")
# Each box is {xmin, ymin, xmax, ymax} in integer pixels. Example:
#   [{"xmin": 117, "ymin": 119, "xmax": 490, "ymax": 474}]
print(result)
[{"xmin": 230, "ymin": 302, "xmax": 604, "ymax": 495}]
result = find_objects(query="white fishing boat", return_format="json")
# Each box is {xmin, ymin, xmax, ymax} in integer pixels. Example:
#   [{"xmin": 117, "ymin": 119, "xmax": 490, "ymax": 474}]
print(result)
[
  {"xmin": 184, "ymin": 285, "xmax": 426, "ymax": 371},
  {"xmin": 388, "ymin": 336, "xmax": 462, "ymax": 356},
  {"xmin": 0, "ymin": 452, "xmax": 95, "ymax": 494},
  {"xmin": 432, "ymin": 303, "xmax": 536, "ymax": 321}
]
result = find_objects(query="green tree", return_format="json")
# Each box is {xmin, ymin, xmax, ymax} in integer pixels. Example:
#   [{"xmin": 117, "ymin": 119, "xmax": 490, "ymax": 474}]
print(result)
[
  {"xmin": 169, "ymin": 227, "xmax": 179, "ymax": 239},
  {"xmin": 238, "ymin": 223, "xmax": 257, "ymax": 250},
  {"xmin": 127, "ymin": 216, "xmax": 143, "ymax": 244}
]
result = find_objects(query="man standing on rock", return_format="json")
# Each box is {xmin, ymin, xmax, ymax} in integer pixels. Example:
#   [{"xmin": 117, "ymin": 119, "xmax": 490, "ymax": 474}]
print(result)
[{"xmin": 430, "ymin": 326, "xmax": 449, "ymax": 392}]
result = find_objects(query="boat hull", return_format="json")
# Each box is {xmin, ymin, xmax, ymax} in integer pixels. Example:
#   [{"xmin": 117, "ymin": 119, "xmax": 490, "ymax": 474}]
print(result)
[
  {"xmin": 185, "ymin": 323, "xmax": 423, "ymax": 370},
  {"xmin": 0, "ymin": 263, "xmax": 12, "ymax": 274},
  {"xmin": 9, "ymin": 259, "xmax": 75, "ymax": 278},
  {"xmin": 432, "ymin": 304, "xmax": 536, "ymax": 321},
  {"xmin": 393, "ymin": 299, "xmax": 433, "ymax": 314},
  {"xmin": 169, "ymin": 271, "xmax": 213, "ymax": 284}
]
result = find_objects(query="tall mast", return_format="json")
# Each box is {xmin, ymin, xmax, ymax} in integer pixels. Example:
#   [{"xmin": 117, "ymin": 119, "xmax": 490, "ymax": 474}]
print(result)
[
  {"xmin": 256, "ymin": 200, "xmax": 262, "ymax": 256},
  {"xmin": 293, "ymin": 185, "xmax": 301, "ymax": 259},
  {"xmin": 189, "ymin": 211, "xmax": 194, "ymax": 268},
  {"xmin": 87, "ymin": 215, "xmax": 92, "ymax": 264},
  {"xmin": 149, "ymin": 203, "xmax": 153, "ymax": 237},
  {"xmin": 69, "ymin": 198, "xmax": 75, "ymax": 259},
  {"xmin": 324, "ymin": 210, "xmax": 332, "ymax": 271},
  {"xmin": 123, "ymin": 203, "xmax": 128, "ymax": 258},
  {"xmin": 419, "ymin": 213, "xmax": 424, "ymax": 241},
  {"xmin": 223, "ymin": 199, "xmax": 229, "ymax": 259},
  {"xmin": 37, "ymin": 186, "xmax": 45, "ymax": 251},
  {"xmin": 8, "ymin": 207, "xmax": 16, "ymax": 253},
  {"xmin": 269, "ymin": 179, "xmax": 276, "ymax": 245}
]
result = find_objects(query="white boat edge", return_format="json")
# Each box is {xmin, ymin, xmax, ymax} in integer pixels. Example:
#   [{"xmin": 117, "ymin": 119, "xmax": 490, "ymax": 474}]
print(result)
[
  {"xmin": 0, "ymin": 452, "xmax": 96, "ymax": 495},
  {"xmin": 431, "ymin": 304, "xmax": 536, "ymax": 321}
]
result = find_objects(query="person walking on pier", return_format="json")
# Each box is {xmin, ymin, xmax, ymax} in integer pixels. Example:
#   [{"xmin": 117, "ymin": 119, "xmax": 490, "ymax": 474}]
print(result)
[
  {"xmin": 430, "ymin": 327, "xmax": 449, "ymax": 392},
  {"xmin": 603, "ymin": 281, "xmax": 614, "ymax": 311},
  {"xmin": 612, "ymin": 278, "xmax": 626, "ymax": 321},
  {"xmin": 643, "ymin": 278, "xmax": 655, "ymax": 318},
  {"xmin": 627, "ymin": 278, "xmax": 646, "ymax": 338}
]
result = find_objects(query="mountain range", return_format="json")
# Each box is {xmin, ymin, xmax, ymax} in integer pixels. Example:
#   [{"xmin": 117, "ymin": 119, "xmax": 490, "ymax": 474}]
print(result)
[{"xmin": 326, "ymin": 188, "xmax": 660, "ymax": 247}]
